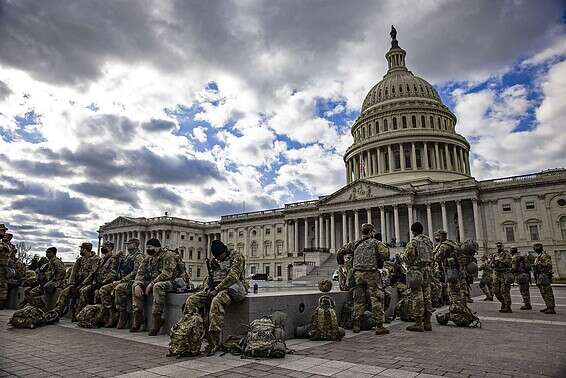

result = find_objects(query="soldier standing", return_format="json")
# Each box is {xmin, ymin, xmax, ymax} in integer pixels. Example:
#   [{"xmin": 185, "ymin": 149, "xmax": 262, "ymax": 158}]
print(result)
[
  {"xmin": 131, "ymin": 238, "xmax": 178, "ymax": 336},
  {"xmin": 403, "ymin": 222, "xmax": 434, "ymax": 332},
  {"xmin": 54, "ymin": 242, "xmax": 100, "ymax": 320},
  {"xmin": 511, "ymin": 247, "xmax": 532, "ymax": 310},
  {"xmin": 433, "ymin": 230, "xmax": 467, "ymax": 313},
  {"xmin": 478, "ymin": 254, "xmax": 494, "ymax": 301},
  {"xmin": 77, "ymin": 243, "xmax": 118, "ymax": 320},
  {"xmin": 0, "ymin": 224, "xmax": 11, "ymax": 309},
  {"xmin": 21, "ymin": 247, "xmax": 66, "ymax": 310},
  {"xmin": 183, "ymin": 240, "xmax": 246, "ymax": 354},
  {"xmin": 99, "ymin": 239, "xmax": 144, "ymax": 328},
  {"xmin": 492, "ymin": 241, "xmax": 513, "ymax": 313},
  {"xmin": 532, "ymin": 243, "xmax": 556, "ymax": 314}
]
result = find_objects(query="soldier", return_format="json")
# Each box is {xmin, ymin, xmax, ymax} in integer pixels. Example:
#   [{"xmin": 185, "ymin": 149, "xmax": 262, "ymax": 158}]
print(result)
[
  {"xmin": 183, "ymin": 240, "xmax": 246, "ymax": 353},
  {"xmin": 403, "ymin": 222, "xmax": 434, "ymax": 332},
  {"xmin": 76, "ymin": 243, "xmax": 118, "ymax": 319},
  {"xmin": 131, "ymin": 238, "xmax": 178, "ymax": 336},
  {"xmin": 433, "ymin": 230, "xmax": 468, "ymax": 314},
  {"xmin": 511, "ymin": 247, "xmax": 532, "ymax": 310},
  {"xmin": 532, "ymin": 243, "xmax": 556, "ymax": 314},
  {"xmin": 172, "ymin": 248, "xmax": 192, "ymax": 292},
  {"xmin": 0, "ymin": 224, "xmax": 11, "ymax": 309},
  {"xmin": 492, "ymin": 241, "xmax": 513, "ymax": 313},
  {"xmin": 54, "ymin": 242, "xmax": 100, "ymax": 320},
  {"xmin": 21, "ymin": 247, "xmax": 66, "ymax": 310},
  {"xmin": 478, "ymin": 254, "xmax": 494, "ymax": 301},
  {"xmin": 99, "ymin": 239, "xmax": 144, "ymax": 328}
]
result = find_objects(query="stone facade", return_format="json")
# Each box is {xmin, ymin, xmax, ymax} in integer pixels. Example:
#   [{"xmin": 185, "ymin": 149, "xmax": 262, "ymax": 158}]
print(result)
[{"xmin": 98, "ymin": 31, "xmax": 566, "ymax": 279}]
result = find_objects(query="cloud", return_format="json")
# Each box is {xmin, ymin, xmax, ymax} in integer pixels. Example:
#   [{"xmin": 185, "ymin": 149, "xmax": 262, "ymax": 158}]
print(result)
[
  {"xmin": 70, "ymin": 182, "xmax": 140, "ymax": 207},
  {"xmin": 0, "ymin": 154, "xmax": 73, "ymax": 178},
  {"xmin": 0, "ymin": 80, "xmax": 12, "ymax": 101},
  {"xmin": 12, "ymin": 190, "xmax": 89, "ymax": 218},
  {"xmin": 146, "ymin": 187, "xmax": 183, "ymax": 206},
  {"xmin": 142, "ymin": 118, "xmax": 177, "ymax": 133}
]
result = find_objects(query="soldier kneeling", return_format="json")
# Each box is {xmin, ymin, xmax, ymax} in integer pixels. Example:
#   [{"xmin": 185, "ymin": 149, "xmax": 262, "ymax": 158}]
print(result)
[{"xmin": 183, "ymin": 240, "xmax": 246, "ymax": 355}]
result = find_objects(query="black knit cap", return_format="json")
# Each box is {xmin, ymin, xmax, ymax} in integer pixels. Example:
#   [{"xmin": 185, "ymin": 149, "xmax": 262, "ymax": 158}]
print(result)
[
  {"xmin": 146, "ymin": 238, "xmax": 161, "ymax": 248},
  {"xmin": 211, "ymin": 240, "xmax": 227, "ymax": 257},
  {"xmin": 46, "ymin": 247, "xmax": 57, "ymax": 254}
]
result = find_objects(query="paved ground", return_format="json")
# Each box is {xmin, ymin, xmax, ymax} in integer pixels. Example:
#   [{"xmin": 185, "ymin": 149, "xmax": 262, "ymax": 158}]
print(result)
[{"xmin": 1, "ymin": 286, "xmax": 565, "ymax": 378}]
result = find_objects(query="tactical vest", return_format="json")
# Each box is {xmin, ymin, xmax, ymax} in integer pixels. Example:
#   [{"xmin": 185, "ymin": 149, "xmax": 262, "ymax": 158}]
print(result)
[
  {"xmin": 414, "ymin": 235, "xmax": 433, "ymax": 264},
  {"xmin": 211, "ymin": 253, "xmax": 244, "ymax": 284},
  {"xmin": 118, "ymin": 251, "xmax": 141, "ymax": 279},
  {"xmin": 352, "ymin": 238, "xmax": 381, "ymax": 271}
]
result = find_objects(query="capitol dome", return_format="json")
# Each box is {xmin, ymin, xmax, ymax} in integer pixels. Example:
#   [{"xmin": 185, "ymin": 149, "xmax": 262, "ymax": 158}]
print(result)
[{"xmin": 344, "ymin": 27, "xmax": 471, "ymax": 186}]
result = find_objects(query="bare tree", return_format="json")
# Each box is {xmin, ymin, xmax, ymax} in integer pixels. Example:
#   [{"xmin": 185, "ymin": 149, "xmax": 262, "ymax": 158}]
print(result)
[{"xmin": 15, "ymin": 242, "xmax": 33, "ymax": 265}]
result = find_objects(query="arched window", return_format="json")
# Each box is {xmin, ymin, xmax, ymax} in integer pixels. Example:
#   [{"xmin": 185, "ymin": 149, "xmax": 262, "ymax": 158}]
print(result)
[
  {"xmin": 430, "ymin": 116, "xmax": 434, "ymax": 129},
  {"xmin": 421, "ymin": 115, "xmax": 426, "ymax": 128},
  {"xmin": 399, "ymin": 85, "xmax": 403, "ymax": 93},
  {"xmin": 437, "ymin": 117, "xmax": 441, "ymax": 130},
  {"xmin": 392, "ymin": 86, "xmax": 395, "ymax": 94},
  {"xmin": 402, "ymin": 116, "xmax": 407, "ymax": 128},
  {"xmin": 560, "ymin": 216, "xmax": 566, "ymax": 239},
  {"xmin": 392, "ymin": 117, "xmax": 397, "ymax": 129},
  {"xmin": 384, "ymin": 119, "xmax": 388, "ymax": 131},
  {"xmin": 411, "ymin": 115, "xmax": 416, "ymax": 128},
  {"xmin": 362, "ymin": 128, "xmax": 366, "ymax": 138},
  {"xmin": 385, "ymin": 87, "xmax": 388, "ymax": 96},
  {"xmin": 376, "ymin": 120, "xmax": 380, "ymax": 133}
]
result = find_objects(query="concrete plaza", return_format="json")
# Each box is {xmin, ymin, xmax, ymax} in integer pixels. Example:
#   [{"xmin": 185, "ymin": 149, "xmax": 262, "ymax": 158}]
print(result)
[{"xmin": 1, "ymin": 286, "xmax": 565, "ymax": 378}]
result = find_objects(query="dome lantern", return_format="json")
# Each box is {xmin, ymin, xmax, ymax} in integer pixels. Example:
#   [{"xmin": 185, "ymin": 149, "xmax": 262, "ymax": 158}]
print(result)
[{"xmin": 386, "ymin": 25, "xmax": 407, "ymax": 74}]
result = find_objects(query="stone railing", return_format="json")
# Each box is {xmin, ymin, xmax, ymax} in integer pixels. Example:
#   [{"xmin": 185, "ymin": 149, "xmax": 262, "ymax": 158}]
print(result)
[
  {"xmin": 221, "ymin": 208, "xmax": 284, "ymax": 221},
  {"xmin": 479, "ymin": 169, "xmax": 566, "ymax": 189}
]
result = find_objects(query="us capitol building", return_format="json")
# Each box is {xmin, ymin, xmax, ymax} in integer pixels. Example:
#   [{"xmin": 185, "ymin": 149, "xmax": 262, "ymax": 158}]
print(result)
[{"xmin": 98, "ymin": 30, "xmax": 566, "ymax": 281}]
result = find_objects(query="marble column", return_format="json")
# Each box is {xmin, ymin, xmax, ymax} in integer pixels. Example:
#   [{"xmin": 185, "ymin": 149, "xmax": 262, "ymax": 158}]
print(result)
[
  {"xmin": 354, "ymin": 210, "xmax": 360, "ymax": 240},
  {"xmin": 315, "ymin": 217, "xmax": 319, "ymax": 248},
  {"xmin": 441, "ymin": 202, "xmax": 448, "ymax": 233},
  {"xmin": 325, "ymin": 217, "xmax": 330, "ymax": 249},
  {"xmin": 453, "ymin": 145, "xmax": 460, "ymax": 172},
  {"xmin": 424, "ymin": 142, "xmax": 430, "ymax": 169},
  {"xmin": 444, "ymin": 144, "xmax": 452, "ymax": 170},
  {"xmin": 348, "ymin": 214, "xmax": 353, "ymax": 243},
  {"xmin": 294, "ymin": 220, "xmax": 299, "ymax": 254},
  {"xmin": 393, "ymin": 205, "xmax": 400, "ymax": 244},
  {"xmin": 366, "ymin": 208, "xmax": 372, "ymax": 226},
  {"xmin": 380, "ymin": 207, "xmax": 386, "ymax": 243},
  {"xmin": 407, "ymin": 205, "xmax": 414, "ymax": 240},
  {"xmin": 319, "ymin": 215, "xmax": 324, "ymax": 248},
  {"xmin": 459, "ymin": 148, "xmax": 466, "ymax": 174},
  {"xmin": 342, "ymin": 212, "xmax": 347, "ymax": 245},
  {"xmin": 388, "ymin": 145, "xmax": 394, "ymax": 172},
  {"xmin": 284, "ymin": 222, "xmax": 289, "ymax": 253},
  {"xmin": 400, "ymin": 143, "xmax": 406, "ymax": 171},
  {"xmin": 304, "ymin": 218, "xmax": 309, "ymax": 250},
  {"xmin": 411, "ymin": 143, "xmax": 416, "ymax": 170},
  {"xmin": 472, "ymin": 199, "xmax": 481, "ymax": 241},
  {"xmin": 330, "ymin": 213, "xmax": 336, "ymax": 251},
  {"xmin": 456, "ymin": 200, "xmax": 465, "ymax": 242},
  {"xmin": 435, "ymin": 143, "xmax": 440, "ymax": 169},
  {"xmin": 426, "ymin": 203, "xmax": 433, "ymax": 238}
]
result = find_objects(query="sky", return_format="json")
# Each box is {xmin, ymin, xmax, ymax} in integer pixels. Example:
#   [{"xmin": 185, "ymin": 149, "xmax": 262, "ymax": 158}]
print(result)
[{"xmin": 0, "ymin": 0, "xmax": 565, "ymax": 261}]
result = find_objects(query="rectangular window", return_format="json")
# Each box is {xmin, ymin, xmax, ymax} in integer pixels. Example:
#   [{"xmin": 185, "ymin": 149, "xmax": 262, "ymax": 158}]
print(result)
[
  {"xmin": 188, "ymin": 266, "xmax": 193, "ymax": 276},
  {"xmin": 277, "ymin": 227, "xmax": 282, "ymax": 234},
  {"xmin": 277, "ymin": 265, "xmax": 282, "ymax": 276},
  {"xmin": 265, "ymin": 228, "xmax": 271, "ymax": 235},
  {"xmin": 402, "ymin": 116, "xmax": 407, "ymax": 128},
  {"xmin": 525, "ymin": 201, "xmax": 535, "ymax": 210},
  {"xmin": 189, "ymin": 235, "xmax": 194, "ymax": 241},
  {"xmin": 502, "ymin": 204, "xmax": 511, "ymax": 212},
  {"xmin": 251, "ymin": 266, "xmax": 257, "ymax": 275},
  {"xmin": 196, "ymin": 268, "xmax": 201, "ymax": 278},
  {"xmin": 265, "ymin": 265, "xmax": 270, "ymax": 276},
  {"xmin": 505, "ymin": 226, "xmax": 515, "ymax": 242},
  {"xmin": 228, "ymin": 231, "xmax": 233, "ymax": 238},
  {"xmin": 529, "ymin": 225, "xmax": 540, "ymax": 241},
  {"xmin": 181, "ymin": 234, "xmax": 185, "ymax": 240},
  {"xmin": 197, "ymin": 251, "xmax": 201, "ymax": 259},
  {"xmin": 198, "ymin": 236, "xmax": 202, "ymax": 242}
]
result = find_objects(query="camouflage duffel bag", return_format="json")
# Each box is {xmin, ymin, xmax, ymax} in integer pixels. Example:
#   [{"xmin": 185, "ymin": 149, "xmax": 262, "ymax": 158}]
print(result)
[
  {"xmin": 76, "ymin": 304, "xmax": 105, "ymax": 328},
  {"xmin": 309, "ymin": 295, "xmax": 344, "ymax": 341},
  {"xmin": 9, "ymin": 305, "xmax": 58, "ymax": 329},
  {"xmin": 241, "ymin": 312, "xmax": 288, "ymax": 358},
  {"xmin": 167, "ymin": 311, "xmax": 205, "ymax": 357}
]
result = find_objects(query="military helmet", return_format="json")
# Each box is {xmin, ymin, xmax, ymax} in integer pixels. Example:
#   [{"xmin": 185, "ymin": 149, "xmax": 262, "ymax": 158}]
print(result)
[
  {"xmin": 318, "ymin": 279, "xmax": 333, "ymax": 293},
  {"xmin": 103, "ymin": 240, "xmax": 115, "ymax": 248},
  {"xmin": 361, "ymin": 223, "xmax": 375, "ymax": 235},
  {"xmin": 125, "ymin": 238, "xmax": 140, "ymax": 246},
  {"xmin": 495, "ymin": 241, "xmax": 503, "ymax": 247},
  {"xmin": 533, "ymin": 243, "xmax": 543, "ymax": 252},
  {"xmin": 510, "ymin": 247, "xmax": 518, "ymax": 254},
  {"xmin": 0, "ymin": 224, "xmax": 7, "ymax": 231},
  {"xmin": 79, "ymin": 242, "xmax": 93, "ymax": 250}
]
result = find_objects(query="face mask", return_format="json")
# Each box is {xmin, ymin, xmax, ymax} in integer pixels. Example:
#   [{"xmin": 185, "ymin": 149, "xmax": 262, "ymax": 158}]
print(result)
[
  {"xmin": 146, "ymin": 249, "xmax": 156, "ymax": 256},
  {"xmin": 80, "ymin": 250, "xmax": 86, "ymax": 257}
]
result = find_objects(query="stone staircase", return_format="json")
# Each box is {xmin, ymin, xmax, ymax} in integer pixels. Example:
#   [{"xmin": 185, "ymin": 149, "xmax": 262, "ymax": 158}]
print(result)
[{"xmin": 296, "ymin": 254, "xmax": 338, "ymax": 282}]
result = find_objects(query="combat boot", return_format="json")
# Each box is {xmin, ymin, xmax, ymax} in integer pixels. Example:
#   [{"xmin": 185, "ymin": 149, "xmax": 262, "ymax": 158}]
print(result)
[
  {"xmin": 205, "ymin": 331, "xmax": 221, "ymax": 355},
  {"xmin": 129, "ymin": 311, "xmax": 143, "ymax": 332},
  {"xmin": 539, "ymin": 307, "xmax": 548, "ymax": 313},
  {"xmin": 499, "ymin": 306, "xmax": 512, "ymax": 313},
  {"xmin": 352, "ymin": 319, "xmax": 361, "ymax": 333},
  {"xmin": 423, "ymin": 315, "xmax": 432, "ymax": 332},
  {"xmin": 374, "ymin": 325, "xmax": 390, "ymax": 335},
  {"xmin": 104, "ymin": 309, "xmax": 118, "ymax": 328},
  {"xmin": 520, "ymin": 304, "xmax": 532, "ymax": 310},
  {"xmin": 406, "ymin": 318, "xmax": 424, "ymax": 332},
  {"xmin": 544, "ymin": 307, "xmax": 556, "ymax": 314},
  {"xmin": 116, "ymin": 309, "xmax": 128, "ymax": 329},
  {"xmin": 148, "ymin": 314, "xmax": 161, "ymax": 336}
]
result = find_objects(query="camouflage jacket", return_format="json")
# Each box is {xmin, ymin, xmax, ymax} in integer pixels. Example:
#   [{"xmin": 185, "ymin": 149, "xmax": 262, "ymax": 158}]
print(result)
[
  {"xmin": 433, "ymin": 240, "xmax": 463, "ymax": 271},
  {"xmin": 533, "ymin": 252, "xmax": 553, "ymax": 275},
  {"xmin": 340, "ymin": 237, "xmax": 389, "ymax": 271},
  {"xmin": 68, "ymin": 254, "xmax": 100, "ymax": 287},
  {"xmin": 478, "ymin": 261, "xmax": 493, "ymax": 276},
  {"xmin": 491, "ymin": 249, "xmax": 512, "ymax": 273},
  {"xmin": 0, "ymin": 240, "xmax": 11, "ymax": 265},
  {"xmin": 116, "ymin": 249, "xmax": 144, "ymax": 284},
  {"xmin": 403, "ymin": 234, "xmax": 433, "ymax": 269},
  {"xmin": 44, "ymin": 257, "xmax": 66, "ymax": 288},
  {"xmin": 90, "ymin": 254, "xmax": 118, "ymax": 286},
  {"xmin": 206, "ymin": 251, "xmax": 245, "ymax": 292},
  {"xmin": 134, "ymin": 249, "xmax": 178, "ymax": 287},
  {"xmin": 173, "ymin": 253, "xmax": 191, "ymax": 285},
  {"xmin": 511, "ymin": 254, "xmax": 531, "ymax": 274}
]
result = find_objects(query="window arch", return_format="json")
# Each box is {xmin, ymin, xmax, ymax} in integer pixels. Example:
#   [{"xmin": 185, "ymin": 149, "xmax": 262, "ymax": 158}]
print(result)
[{"xmin": 411, "ymin": 115, "xmax": 416, "ymax": 128}]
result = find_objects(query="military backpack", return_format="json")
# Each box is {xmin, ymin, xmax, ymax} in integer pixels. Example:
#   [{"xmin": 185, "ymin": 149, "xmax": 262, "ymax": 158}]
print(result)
[
  {"xmin": 76, "ymin": 304, "xmax": 105, "ymax": 328},
  {"xmin": 241, "ymin": 312, "xmax": 287, "ymax": 358},
  {"xmin": 309, "ymin": 295, "xmax": 343, "ymax": 341},
  {"xmin": 167, "ymin": 311, "xmax": 205, "ymax": 357},
  {"xmin": 8, "ymin": 305, "xmax": 58, "ymax": 329}
]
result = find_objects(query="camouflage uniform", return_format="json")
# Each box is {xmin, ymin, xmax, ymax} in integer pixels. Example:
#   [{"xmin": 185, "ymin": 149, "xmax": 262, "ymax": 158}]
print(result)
[
  {"xmin": 54, "ymin": 251, "xmax": 100, "ymax": 318},
  {"xmin": 478, "ymin": 257, "xmax": 494, "ymax": 300},
  {"xmin": 533, "ymin": 246, "xmax": 556, "ymax": 313},
  {"xmin": 184, "ymin": 251, "xmax": 246, "ymax": 333},
  {"xmin": 0, "ymin": 224, "xmax": 11, "ymax": 308},
  {"xmin": 403, "ymin": 233, "xmax": 434, "ymax": 330},
  {"xmin": 76, "ymin": 253, "xmax": 118, "ymax": 313},
  {"xmin": 492, "ymin": 246, "xmax": 513, "ymax": 312},
  {"xmin": 99, "ymin": 248, "xmax": 144, "ymax": 311},
  {"xmin": 132, "ymin": 248, "xmax": 178, "ymax": 316},
  {"xmin": 433, "ymin": 238, "xmax": 468, "ymax": 313},
  {"xmin": 173, "ymin": 250, "xmax": 192, "ymax": 291},
  {"xmin": 24, "ymin": 255, "xmax": 66, "ymax": 310},
  {"xmin": 511, "ymin": 253, "xmax": 532, "ymax": 309}
]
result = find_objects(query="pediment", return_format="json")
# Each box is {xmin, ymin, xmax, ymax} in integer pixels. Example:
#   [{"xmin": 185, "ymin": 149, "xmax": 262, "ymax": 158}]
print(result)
[
  {"xmin": 105, "ymin": 216, "xmax": 143, "ymax": 228},
  {"xmin": 320, "ymin": 180, "xmax": 409, "ymax": 205}
]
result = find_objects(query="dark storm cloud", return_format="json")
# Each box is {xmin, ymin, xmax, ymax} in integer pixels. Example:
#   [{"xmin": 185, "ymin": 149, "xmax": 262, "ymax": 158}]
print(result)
[
  {"xmin": 147, "ymin": 187, "xmax": 183, "ymax": 206},
  {"xmin": 82, "ymin": 115, "xmax": 137, "ymax": 141},
  {"xmin": 0, "ymin": 175, "xmax": 49, "ymax": 197},
  {"xmin": 12, "ymin": 190, "xmax": 89, "ymax": 218},
  {"xmin": 141, "ymin": 119, "xmax": 176, "ymax": 133},
  {"xmin": 0, "ymin": 154, "xmax": 72, "ymax": 178},
  {"xmin": 59, "ymin": 145, "xmax": 121, "ymax": 180},
  {"xmin": 0, "ymin": 80, "xmax": 12, "ymax": 100},
  {"xmin": 70, "ymin": 182, "xmax": 140, "ymax": 207}
]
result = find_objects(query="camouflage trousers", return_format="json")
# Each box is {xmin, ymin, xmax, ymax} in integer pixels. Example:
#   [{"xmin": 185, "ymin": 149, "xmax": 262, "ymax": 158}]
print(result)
[
  {"xmin": 493, "ymin": 272, "xmax": 512, "ymax": 309},
  {"xmin": 537, "ymin": 284, "xmax": 555, "ymax": 309},
  {"xmin": 447, "ymin": 278, "xmax": 466, "ymax": 307},
  {"xmin": 0, "ymin": 265, "xmax": 8, "ymax": 303},
  {"xmin": 353, "ymin": 270, "xmax": 384, "ymax": 327},
  {"xmin": 479, "ymin": 275, "xmax": 493, "ymax": 298},
  {"xmin": 184, "ymin": 289, "xmax": 232, "ymax": 333},
  {"xmin": 76, "ymin": 284, "xmax": 102, "ymax": 315},
  {"xmin": 408, "ymin": 267, "xmax": 432, "ymax": 320},
  {"xmin": 518, "ymin": 282, "xmax": 531, "ymax": 306},
  {"xmin": 99, "ymin": 281, "xmax": 133, "ymax": 310},
  {"xmin": 132, "ymin": 281, "xmax": 175, "ymax": 315},
  {"xmin": 55, "ymin": 285, "xmax": 83, "ymax": 316},
  {"xmin": 22, "ymin": 285, "xmax": 48, "ymax": 309}
]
